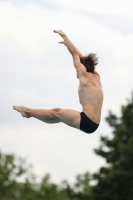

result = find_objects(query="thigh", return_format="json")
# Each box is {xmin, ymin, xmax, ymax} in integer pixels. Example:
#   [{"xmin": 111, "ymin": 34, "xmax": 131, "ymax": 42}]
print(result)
[{"xmin": 57, "ymin": 109, "xmax": 81, "ymax": 129}]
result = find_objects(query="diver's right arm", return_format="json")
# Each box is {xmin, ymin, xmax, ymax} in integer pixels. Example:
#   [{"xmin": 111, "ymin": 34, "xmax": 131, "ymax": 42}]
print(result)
[{"xmin": 53, "ymin": 29, "xmax": 84, "ymax": 59}]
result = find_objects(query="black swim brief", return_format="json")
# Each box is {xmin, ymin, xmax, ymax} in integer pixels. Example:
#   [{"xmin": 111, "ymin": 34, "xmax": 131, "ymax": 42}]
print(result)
[{"xmin": 80, "ymin": 112, "xmax": 99, "ymax": 134}]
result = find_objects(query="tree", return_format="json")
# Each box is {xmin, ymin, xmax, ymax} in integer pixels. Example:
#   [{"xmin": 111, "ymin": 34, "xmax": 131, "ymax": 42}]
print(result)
[
  {"xmin": 91, "ymin": 92, "xmax": 133, "ymax": 200},
  {"xmin": 0, "ymin": 150, "xmax": 37, "ymax": 200},
  {"xmin": 0, "ymin": 150, "xmax": 74, "ymax": 200},
  {"xmin": 36, "ymin": 174, "xmax": 72, "ymax": 200},
  {"xmin": 73, "ymin": 172, "xmax": 92, "ymax": 200}
]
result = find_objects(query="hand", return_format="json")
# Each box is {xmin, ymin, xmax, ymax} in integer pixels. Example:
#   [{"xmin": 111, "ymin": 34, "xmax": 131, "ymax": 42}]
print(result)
[{"xmin": 53, "ymin": 29, "xmax": 66, "ymax": 38}]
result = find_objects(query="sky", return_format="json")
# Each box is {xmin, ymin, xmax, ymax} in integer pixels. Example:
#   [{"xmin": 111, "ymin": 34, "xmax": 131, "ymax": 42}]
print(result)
[{"xmin": 0, "ymin": 0, "xmax": 133, "ymax": 184}]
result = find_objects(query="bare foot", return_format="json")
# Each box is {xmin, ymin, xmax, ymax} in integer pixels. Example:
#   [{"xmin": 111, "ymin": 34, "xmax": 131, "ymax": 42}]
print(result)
[{"xmin": 13, "ymin": 106, "xmax": 31, "ymax": 118}]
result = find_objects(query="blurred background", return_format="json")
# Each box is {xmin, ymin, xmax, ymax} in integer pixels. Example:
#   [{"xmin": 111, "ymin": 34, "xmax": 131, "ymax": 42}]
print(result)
[{"xmin": 0, "ymin": 0, "xmax": 133, "ymax": 199}]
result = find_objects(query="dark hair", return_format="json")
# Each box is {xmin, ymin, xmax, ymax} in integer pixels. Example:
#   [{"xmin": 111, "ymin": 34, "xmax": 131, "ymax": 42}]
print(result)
[{"xmin": 80, "ymin": 53, "xmax": 98, "ymax": 73}]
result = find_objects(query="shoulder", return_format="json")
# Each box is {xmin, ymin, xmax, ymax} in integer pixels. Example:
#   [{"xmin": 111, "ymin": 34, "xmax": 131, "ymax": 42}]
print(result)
[
  {"xmin": 72, "ymin": 54, "xmax": 86, "ymax": 76},
  {"xmin": 78, "ymin": 63, "xmax": 88, "ymax": 77}
]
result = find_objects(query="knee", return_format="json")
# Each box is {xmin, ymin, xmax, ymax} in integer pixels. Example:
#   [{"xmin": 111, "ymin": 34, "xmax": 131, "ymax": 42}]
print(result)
[
  {"xmin": 52, "ymin": 108, "xmax": 61, "ymax": 112},
  {"xmin": 52, "ymin": 108, "xmax": 61, "ymax": 116}
]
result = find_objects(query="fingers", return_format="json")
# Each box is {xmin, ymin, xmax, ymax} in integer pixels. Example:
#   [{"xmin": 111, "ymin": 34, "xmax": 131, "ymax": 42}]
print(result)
[
  {"xmin": 59, "ymin": 41, "xmax": 66, "ymax": 46},
  {"xmin": 53, "ymin": 30, "xmax": 57, "ymax": 33}
]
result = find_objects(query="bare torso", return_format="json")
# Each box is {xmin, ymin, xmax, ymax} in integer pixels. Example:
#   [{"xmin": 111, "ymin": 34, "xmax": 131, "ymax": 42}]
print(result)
[{"xmin": 78, "ymin": 71, "xmax": 103, "ymax": 124}]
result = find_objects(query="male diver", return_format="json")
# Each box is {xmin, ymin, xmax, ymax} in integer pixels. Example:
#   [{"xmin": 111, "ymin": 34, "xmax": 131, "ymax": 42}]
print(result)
[{"xmin": 13, "ymin": 30, "xmax": 103, "ymax": 134}]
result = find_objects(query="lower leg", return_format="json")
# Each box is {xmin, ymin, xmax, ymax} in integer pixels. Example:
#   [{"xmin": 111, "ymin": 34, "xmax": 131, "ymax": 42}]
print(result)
[
  {"xmin": 13, "ymin": 106, "xmax": 61, "ymax": 123},
  {"xmin": 13, "ymin": 106, "xmax": 80, "ymax": 129}
]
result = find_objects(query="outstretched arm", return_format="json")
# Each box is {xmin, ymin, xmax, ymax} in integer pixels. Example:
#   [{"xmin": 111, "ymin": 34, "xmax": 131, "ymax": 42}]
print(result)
[{"xmin": 53, "ymin": 30, "xmax": 84, "ymax": 58}]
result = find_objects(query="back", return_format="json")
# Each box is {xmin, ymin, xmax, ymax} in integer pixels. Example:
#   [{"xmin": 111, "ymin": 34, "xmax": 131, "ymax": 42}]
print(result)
[{"xmin": 78, "ymin": 71, "xmax": 103, "ymax": 124}]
